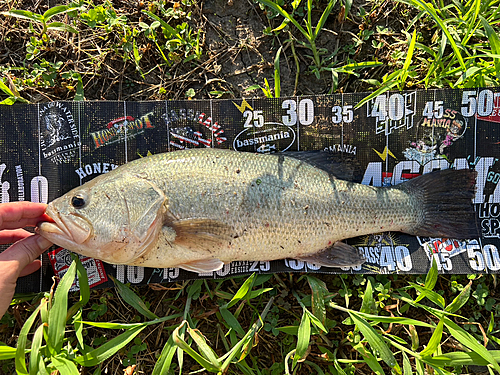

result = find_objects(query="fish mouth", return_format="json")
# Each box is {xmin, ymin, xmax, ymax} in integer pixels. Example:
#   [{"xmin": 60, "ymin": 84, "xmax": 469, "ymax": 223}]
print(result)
[{"xmin": 38, "ymin": 205, "xmax": 93, "ymax": 246}]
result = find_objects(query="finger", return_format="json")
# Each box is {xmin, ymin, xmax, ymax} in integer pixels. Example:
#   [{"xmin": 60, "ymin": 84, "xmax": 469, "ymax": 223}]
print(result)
[
  {"xmin": 18, "ymin": 259, "xmax": 42, "ymax": 277},
  {"xmin": 0, "ymin": 229, "xmax": 33, "ymax": 245},
  {"xmin": 0, "ymin": 234, "xmax": 53, "ymax": 274},
  {"xmin": 0, "ymin": 202, "xmax": 48, "ymax": 230}
]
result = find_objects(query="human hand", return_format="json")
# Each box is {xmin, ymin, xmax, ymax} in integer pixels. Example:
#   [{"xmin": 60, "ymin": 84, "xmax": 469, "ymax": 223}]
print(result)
[{"xmin": 0, "ymin": 202, "xmax": 53, "ymax": 319}]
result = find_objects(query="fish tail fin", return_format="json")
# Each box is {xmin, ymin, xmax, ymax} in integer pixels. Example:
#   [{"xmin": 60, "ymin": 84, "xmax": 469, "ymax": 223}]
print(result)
[{"xmin": 398, "ymin": 168, "xmax": 480, "ymax": 239}]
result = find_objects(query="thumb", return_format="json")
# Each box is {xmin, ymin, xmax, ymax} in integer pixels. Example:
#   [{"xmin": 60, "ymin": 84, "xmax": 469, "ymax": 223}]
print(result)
[{"xmin": 0, "ymin": 234, "xmax": 53, "ymax": 276}]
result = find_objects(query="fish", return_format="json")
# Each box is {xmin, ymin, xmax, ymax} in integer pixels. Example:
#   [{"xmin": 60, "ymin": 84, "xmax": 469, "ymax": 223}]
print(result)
[{"xmin": 37, "ymin": 148, "xmax": 480, "ymax": 273}]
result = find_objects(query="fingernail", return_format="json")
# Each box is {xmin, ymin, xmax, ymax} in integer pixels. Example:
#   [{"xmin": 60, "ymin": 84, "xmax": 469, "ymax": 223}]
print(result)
[{"xmin": 36, "ymin": 236, "xmax": 53, "ymax": 250}]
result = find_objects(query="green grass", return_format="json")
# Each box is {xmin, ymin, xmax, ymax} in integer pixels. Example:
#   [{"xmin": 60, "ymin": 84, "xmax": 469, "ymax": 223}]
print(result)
[{"xmin": 2, "ymin": 258, "xmax": 499, "ymax": 373}]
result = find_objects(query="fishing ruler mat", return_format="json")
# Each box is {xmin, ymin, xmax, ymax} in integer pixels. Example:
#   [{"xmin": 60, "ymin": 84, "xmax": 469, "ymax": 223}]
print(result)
[{"xmin": 2, "ymin": 88, "xmax": 500, "ymax": 292}]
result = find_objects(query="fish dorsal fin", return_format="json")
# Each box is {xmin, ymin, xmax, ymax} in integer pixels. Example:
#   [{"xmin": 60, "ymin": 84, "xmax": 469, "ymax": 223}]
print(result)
[
  {"xmin": 284, "ymin": 151, "xmax": 361, "ymax": 181},
  {"xmin": 296, "ymin": 241, "xmax": 365, "ymax": 268},
  {"xmin": 178, "ymin": 258, "xmax": 225, "ymax": 273},
  {"xmin": 170, "ymin": 218, "xmax": 235, "ymax": 254}
]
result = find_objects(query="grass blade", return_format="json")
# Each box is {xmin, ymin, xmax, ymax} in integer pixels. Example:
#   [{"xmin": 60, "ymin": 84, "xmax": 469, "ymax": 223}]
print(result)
[
  {"xmin": 29, "ymin": 324, "xmax": 45, "ymax": 374},
  {"xmin": 51, "ymin": 356, "xmax": 80, "ymax": 375},
  {"xmin": 442, "ymin": 316, "xmax": 500, "ymax": 372},
  {"xmin": 314, "ymin": 0, "xmax": 337, "ymax": 39},
  {"xmin": 293, "ymin": 308, "xmax": 311, "ymax": 369},
  {"xmin": 403, "ymin": 0, "xmax": 465, "ymax": 70},
  {"xmin": 274, "ymin": 46, "xmax": 282, "ymax": 98},
  {"xmin": 349, "ymin": 311, "xmax": 400, "ymax": 373},
  {"xmin": 480, "ymin": 15, "xmax": 500, "ymax": 76},
  {"xmin": 409, "ymin": 283, "xmax": 445, "ymax": 309},
  {"xmin": 172, "ymin": 322, "xmax": 221, "ymax": 372},
  {"xmin": 360, "ymin": 279, "xmax": 377, "ymax": 315},
  {"xmin": 226, "ymin": 274, "xmax": 255, "ymax": 308},
  {"xmin": 0, "ymin": 9, "xmax": 43, "ymax": 22},
  {"xmin": 306, "ymin": 275, "xmax": 328, "ymax": 326},
  {"xmin": 74, "ymin": 325, "xmax": 146, "ymax": 366},
  {"xmin": 220, "ymin": 307, "xmax": 246, "ymax": 337},
  {"xmin": 352, "ymin": 341, "xmax": 385, "ymax": 375},
  {"xmin": 254, "ymin": 0, "xmax": 309, "ymax": 41},
  {"xmin": 15, "ymin": 303, "xmax": 42, "ymax": 374},
  {"xmin": 152, "ymin": 335, "xmax": 177, "ymax": 375},
  {"xmin": 0, "ymin": 342, "xmax": 16, "ymax": 360},
  {"xmin": 48, "ymin": 260, "xmax": 76, "ymax": 355},
  {"xmin": 445, "ymin": 280, "xmax": 472, "ymax": 313},
  {"xmin": 420, "ymin": 319, "xmax": 443, "ymax": 357},
  {"xmin": 43, "ymin": 5, "xmax": 82, "ymax": 22},
  {"xmin": 111, "ymin": 276, "xmax": 159, "ymax": 319}
]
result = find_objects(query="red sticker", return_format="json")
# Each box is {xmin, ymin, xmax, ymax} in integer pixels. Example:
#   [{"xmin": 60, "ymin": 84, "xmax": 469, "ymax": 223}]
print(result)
[{"xmin": 48, "ymin": 247, "xmax": 108, "ymax": 291}]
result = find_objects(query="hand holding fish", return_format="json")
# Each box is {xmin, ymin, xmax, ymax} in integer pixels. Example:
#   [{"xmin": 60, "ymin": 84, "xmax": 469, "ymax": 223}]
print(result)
[{"xmin": 0, "ymin": 202, "xmax": 53, "ymax": 319}]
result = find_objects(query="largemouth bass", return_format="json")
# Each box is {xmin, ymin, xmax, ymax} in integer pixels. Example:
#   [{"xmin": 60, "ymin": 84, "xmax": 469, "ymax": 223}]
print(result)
[{"xmin": 37, "ymin": 148, "xmax": 479, "ymax": 272}]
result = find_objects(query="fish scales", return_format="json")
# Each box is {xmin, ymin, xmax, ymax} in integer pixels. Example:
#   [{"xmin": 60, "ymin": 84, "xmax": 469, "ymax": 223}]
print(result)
[{"xmin": 37, "ymin": 148, "xmax": 479, "ymax": 272}]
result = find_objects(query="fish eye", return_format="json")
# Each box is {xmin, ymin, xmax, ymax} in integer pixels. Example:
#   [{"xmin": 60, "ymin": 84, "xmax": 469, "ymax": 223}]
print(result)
[{"xmin": 71, "ymin": 193, "xmax": 87, "ymax": 208}]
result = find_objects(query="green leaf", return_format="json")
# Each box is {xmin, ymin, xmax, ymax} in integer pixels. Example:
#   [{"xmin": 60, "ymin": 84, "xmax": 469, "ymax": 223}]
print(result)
[
  {"xmin": 0, "ymin": 80, "xmax": 15, "ymax": 97},
  {"xmin": 111, "ymin": 276, "xmax": 158, "ymax": 320},
  {"xmin": 74, "ymin": 325, "xmax": 146, "ymax": 366},
  {"xmin": 172, "ymin": 322, "xmax": 221, "ymax": 372},
  {"xmin": 152, "ymin": 335, "xmax": 177, "ymax": 375},
  {"xmin": 445, "ymin": 280, "xmax": 471, "ymax": 313},
  {"xmin": 43, "ymin": 5, "xmax": 82, "ymax": 21},
  {"xmin": 349, "ymin": 311, "xmax": 400, "ymax": 372},
  {"xmin": 442, "ymin": 316, "xmax": 500, "ymax": 372},
  {"xmin": 314, "ymin": 0, "xmax": 337, "ymax": 40},
  {"xmin": 424, "ymin": 256, "xmax": 438, "ymax": 291},
  {"xmin": 400, "ymin": 29, "xmax": 417, "ymax": 89},
  {"xmin": 274, "ymin": 46, "xmax": 282, "ymax": 98},
  {"xmin": 15, "ymin": 303, "xmax": 42, "ymax": 374},
  {"xmin": 352, "ymin": 341, "xmax": 384, "ymax": 375},
  {"xmin": 306, "ymin": 275, "xmax": 328, "ymax": 326},
  {"xmin": 51, "ymin": 356, "xmax": 80, "ymax": 375},
  {"xmin": 293, "ymin": 308, "xmax": 311, "ymax": 369},
  {"xmin": 29, "ymin": 324, "xmax": 45, "ymax": 374},
  {"xmin": 254, "ymin": 0, "xmax": 309, "ymax": 40},
  {"xmin": 425, "ymin": 350, "xmax": 500, "ymax": 367},
  {"xmin": 402, "ymin": 0, "xmax": 465, "ymax": 70},
  {"xmin": 409, "ymin": 282, "xmax": 445, "ymax": 309},
  {"xmin": 225, "ymin": 273, "xmax": 255, "ymax": 308},
  {"xmin": 360, "ymin": 279, "xmax": 377, "ymax": 315},
  {"xmin": 186, "ymin": 323, "xmax": 221, "ymax": 368},
  {"xmin": 1, "ymin": 9, "xmax": 43, "ymax": 22},
  {"xmin": 402, "ymin": 351, "xmax": 412, "ymax": 375},
  {"xmin": 220, "ymin": 307, "xmax": 245, "ymax": 337},
  {"xmin": 329, "ymin": 303, "xmax": 433, "ymax": 328},
  {"xmin": 46, "ymin": 21, "xmax": 79, "ymax": 33},
  {"xmin": 420, "ymin": 319, "xmax": 443, "ymax": 357},
  {"xmin": 480, "ymin": 16, "xmax": 500, "ymax": 76},
  {"xmin": 48, "ymin": 260, "xmax": 76, "ymax": 354},
  {"xmin": 0, "ymin": 343, "xmax": 16, "ymax": 361}
]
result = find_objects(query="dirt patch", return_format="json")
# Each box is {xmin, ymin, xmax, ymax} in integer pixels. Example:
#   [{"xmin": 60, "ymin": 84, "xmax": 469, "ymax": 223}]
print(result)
[{"xmin": 0, "ymin": 0, "xmax": 418, "ymax": 102}]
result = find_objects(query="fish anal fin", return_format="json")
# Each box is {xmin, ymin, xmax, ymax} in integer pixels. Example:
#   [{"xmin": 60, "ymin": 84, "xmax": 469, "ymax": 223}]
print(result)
[
  {"xmin": 296, "ymin": 241, "xmax": 365, "ymax": 268},
  {"xmin": 178, "ymin": 258, "xmax": 225, "ymax": 273},
  {"xmin": 170, "ymin": 218, "xmax": 235, "ymax": 254}
]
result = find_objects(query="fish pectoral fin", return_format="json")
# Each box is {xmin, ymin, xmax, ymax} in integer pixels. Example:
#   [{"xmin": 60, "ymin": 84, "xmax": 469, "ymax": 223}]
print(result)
[
  {"xmin": 296, "ymin": 242, "xmax": 365, "ymax": 268},
  {"xmin": 178, "ymin": 258, "xmax": 225, "ymax": 273},
  {"xmin": 171, "ymin": 218, "xmax": 235, "ymax": 253}
]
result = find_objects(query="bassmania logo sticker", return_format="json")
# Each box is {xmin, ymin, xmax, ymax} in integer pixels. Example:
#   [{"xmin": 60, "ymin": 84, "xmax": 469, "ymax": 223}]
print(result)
[
  {"xmin": 90, "ymin": 113, "xmax": 154, "ymax": 149},
  {"xmin": 233, "ymin": 122, "xmax": 295, "ymax": 153},
  {"xmin": 40, "ymin": 102, "xmax": 80, "ymax": 164}
]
